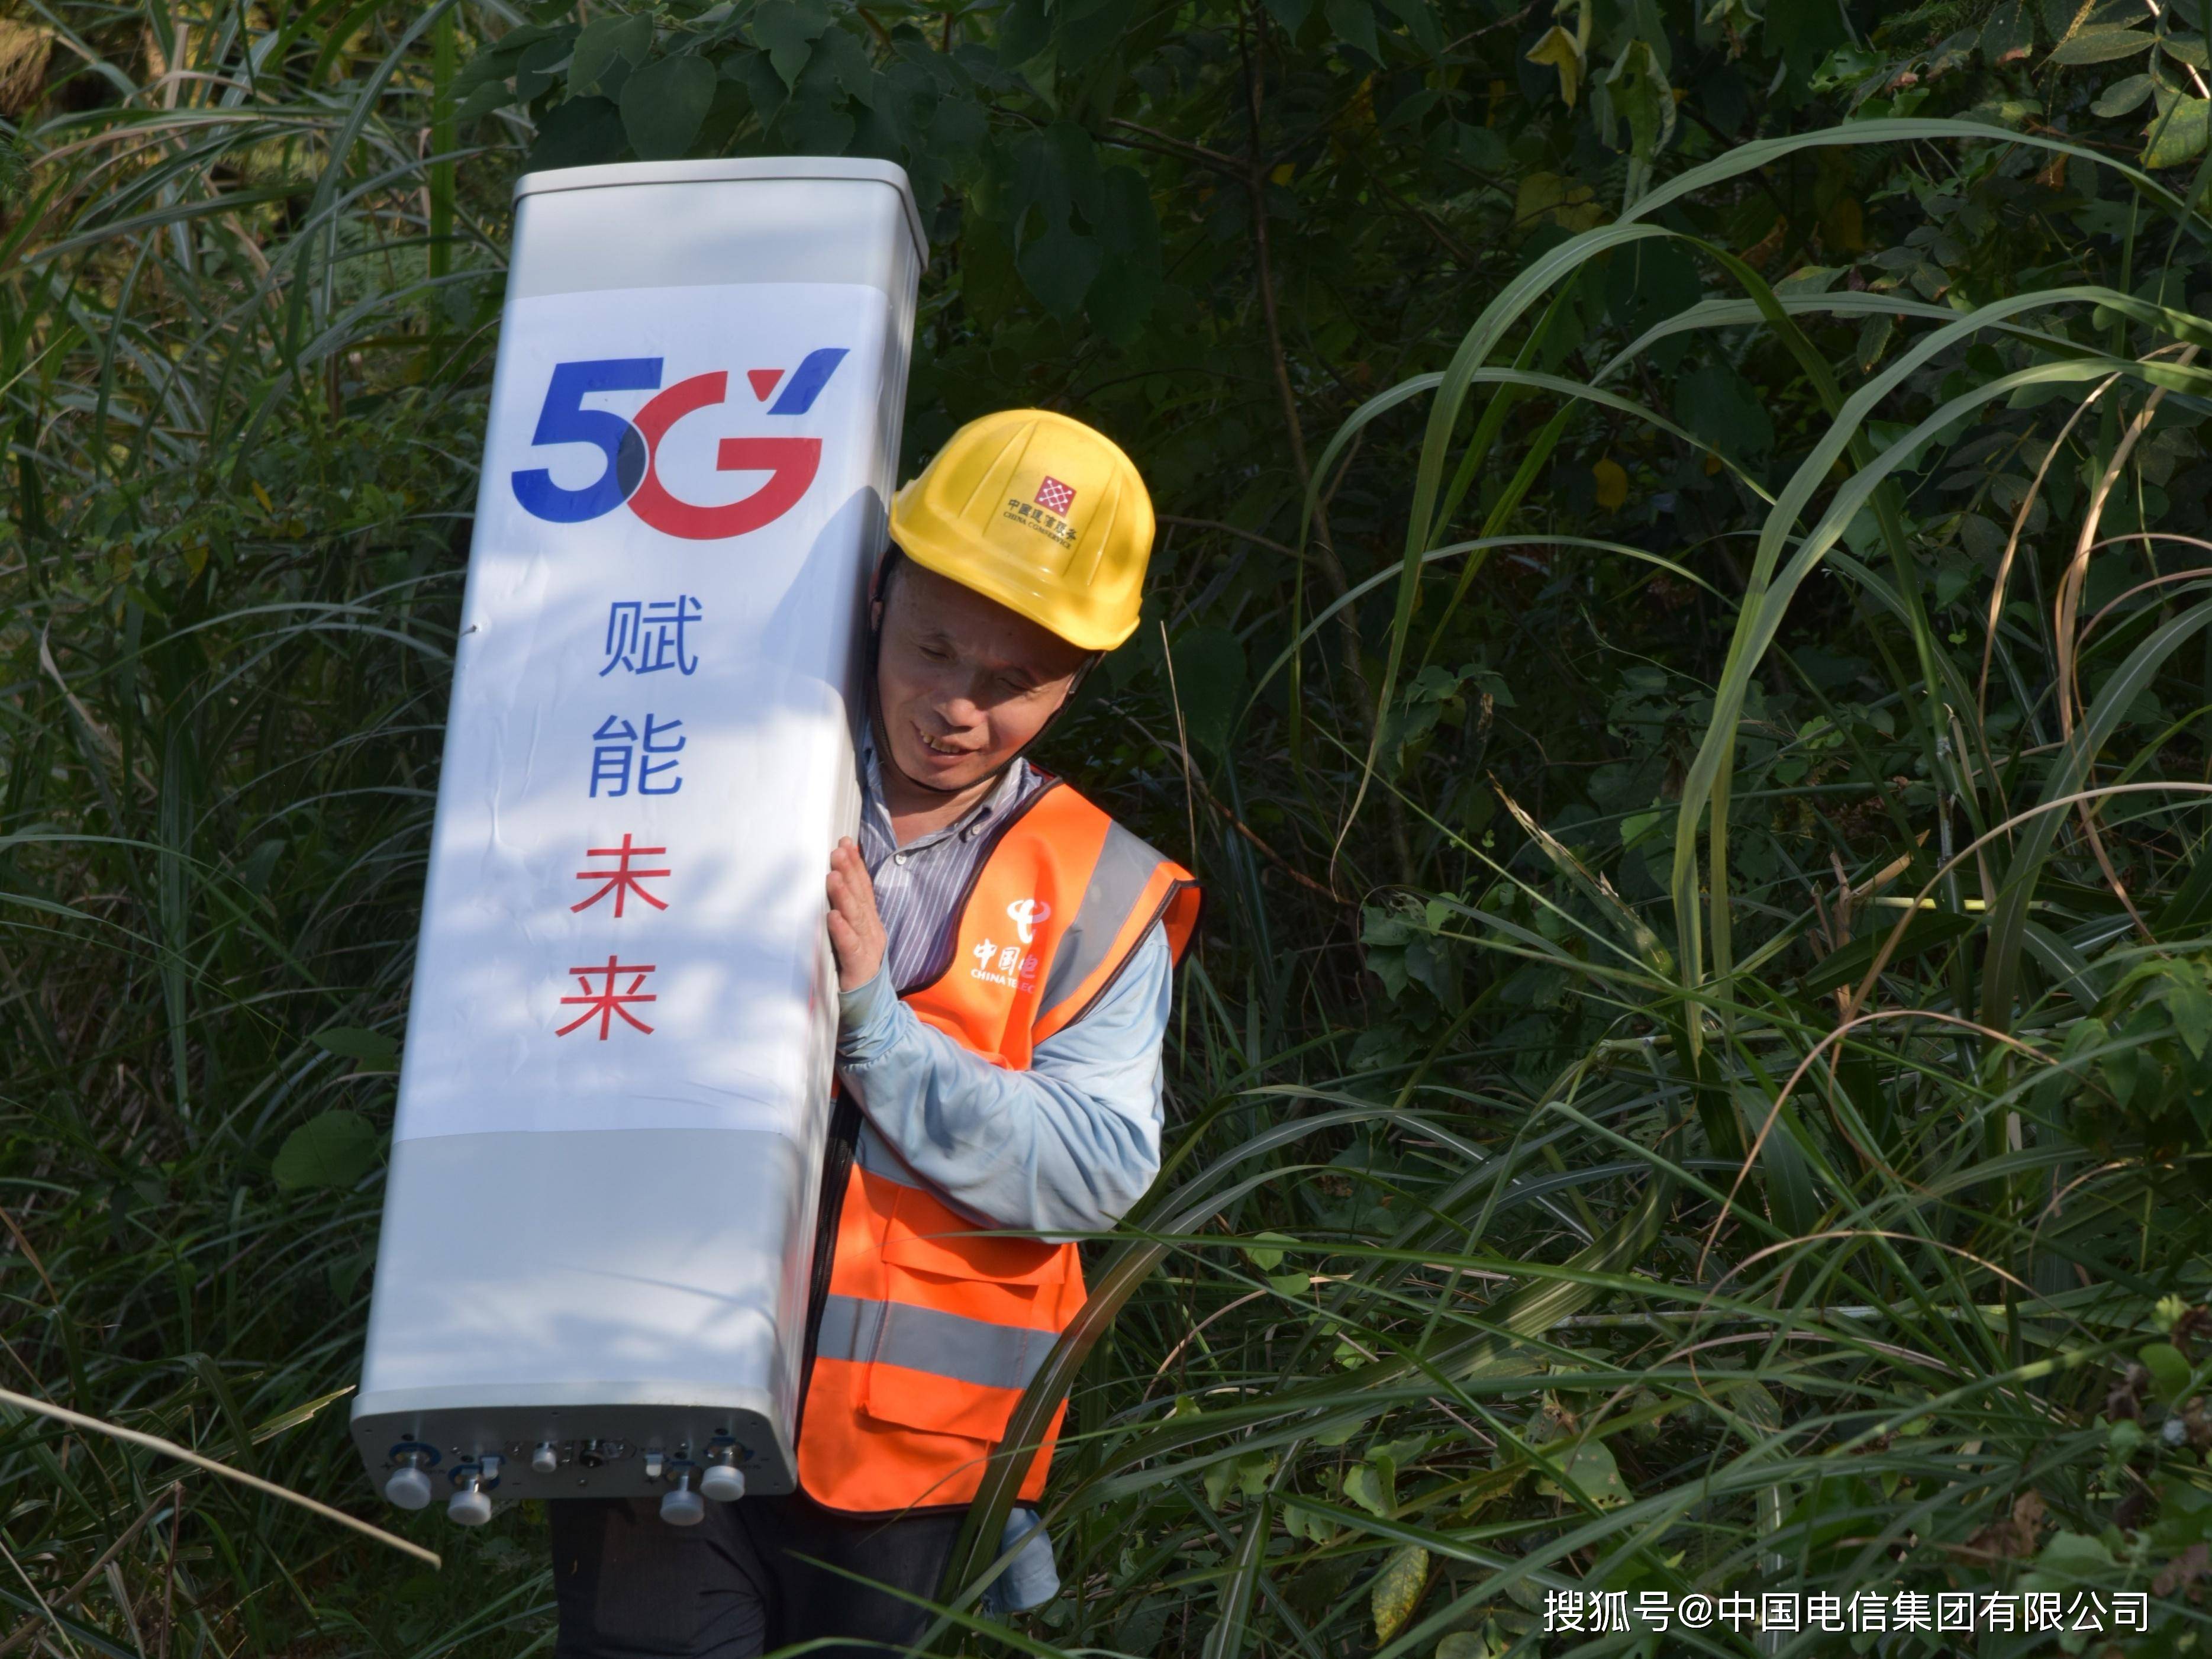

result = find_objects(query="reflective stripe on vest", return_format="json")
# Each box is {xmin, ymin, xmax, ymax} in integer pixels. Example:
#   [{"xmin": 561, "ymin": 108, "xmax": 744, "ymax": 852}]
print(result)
[
  {"xmin": 815, "ymin": 1292, "xmax": 1056, "ymax": 1393},
  {"xmin": 797, "ymin": 778, "xmax": 1199, "ymax": 1516}
]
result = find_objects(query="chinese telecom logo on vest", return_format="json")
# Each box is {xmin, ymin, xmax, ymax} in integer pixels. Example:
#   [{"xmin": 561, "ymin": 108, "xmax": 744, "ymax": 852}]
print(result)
[
  {"xmin": 970, "ymin": 899, "xmax": 1049, "ymax": 990},
  {"xmin": 511, "ymin": 349, "xmax": 847, "ymax": 539}
]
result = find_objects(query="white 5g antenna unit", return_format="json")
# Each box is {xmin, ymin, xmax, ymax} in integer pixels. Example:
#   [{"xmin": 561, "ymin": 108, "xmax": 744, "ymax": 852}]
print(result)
[{"xmin": 351, "ymin": 157, "xmax": 924, "ymax": 1527}]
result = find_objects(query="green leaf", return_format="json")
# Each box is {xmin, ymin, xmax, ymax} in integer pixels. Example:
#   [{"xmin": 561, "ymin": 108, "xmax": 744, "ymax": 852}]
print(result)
[
  {"xmin": 1376, "ymin": 0, "xmax": 1443, "ymax": 57},
  {"xmin": 621, "ymin": 53, "xmax": 717, "ymax": 159},
  {"xmin": 570, "ymin": 12, "xmax": 652, "ymax": 95},
  {"xmin": 2138, "ymin": 1341, "xmax": 2192, "ymax": 1402},
  {"xmin": 528, "ymin": 95, "xmax": 625, "ymax": 171},
  {"xmin": 779, "ymin": 85, "xmax": 856, "ymax": 155},
  {"xmin": 272, "ymin": 1110, "xmax": 381, "ymax": 1191},
  {"xmin": 1240, "ymin": 1231, "xmax": 1297, "ymax": 1271},
  {"xmin": 2094, "ymin": 73, "xmax": 2154, "ymax": 117},
  {"xmin": 1525, "ymin": 25, "xmax": 1581, "ymax": 108},
  {"xmin": 2033, "ymin": 1530, "xmax": 2119, "ymax": 1584},
  {"xmin": 328, "ymin": 1250, "xmax": 371, "ymax": 1304},
  {"xmin": 1512, "ymin": 170, "xmax": 1601, "ymax": 234},
  {"xmin": 2049, "ymin": 24, "xmax": 2152, "ymax": 63},
  {"xmin": 1169, "ymin": 624, "xmax": 1248, "ymax": 756},
  {"xmin": 1089, "ymin": 166, "xmax": 1162, "ymax": 342},
  {"xmin": 1604, "ymin": 238, "xmax": 1701, "ymax": 332},
  {"xmin": 512, "ymin": 28, "xmax": 579, "ymax": 102},
  {"xmin": 2152, "ymin": 961, "xmax": 2212, "ymax": 1056},
  {"xmin": 725, "ymin": 47, "xmax": 788, "ymax": 127},
  {"xmin": 454, "ymin": 80, "xmax": 517, "ymax": 122},
  {"xmin": 1675, "ymin": 360, "xmax": 1774, "ymax": 459},
  {"xmin": 2165, "ymin": 33, "xmax": 2211, "ymax": 68},
  {"xmin": 753, "ymin": 0, "xmax": 830, "ymax": 89},
  {"xmin": 1370, "ymin": 1544, "xmax": 1429, "ymax": 1643},
  {"xmin": 452, "ymin": 36, "xmax": 525, "ymax": 97},
  {"xmin": 1235, "ymin": 1451, "xmax": 1276, "ymax": 1497},
  {"xmin": 1753, "ymin": 1093, "xmax": 1824, "ymax": 1236},
  {"xmin": 1800, "ymin": 910, "xmax": 1975, "ymax": 996},
  {"xmin": 1774, "ymin": 264, "xmax": 1844, "ymax": 295},
  {"xmin": 1281, "ymin": 1500, "xmax": 1334, "ymax": 1542},
  {"xmin": 1203, "ymin": 1449, "xmax": 1275, "ymax": 1507},
  {"xmin": 809, "ymin": 27, "xmax": 875, "ymax": 107},
  {"xmin": 1324, "ymin": 0, "xmax": 1381, "ymax": 64},
  {"xmin": 995, "ymin": 0, "xmax": 1052, "ymax": 67},
  {"xmin": 1533, "ymin": 1438, "xmax": 1631, "ymax": 1508},
  {"xmin": 1017, "ymin": 222, "xmax": 1101, "ymax": 320},
  {"xmin": 2145, "ymin": 94, "xmax": 2212, "ymax": 168},
  {"xmin": 1202, "ymin": 1458, "xmax": 1234, "ymax": 1507},
  {"xmin": 1981, "ymin": 0, "xmax": 2035, "ymax": 63},
  {"xmin": 1600, "ymin": 38, "xmax": 1675, "ymax": 162},
  {"xmin": 1772, "ymin": 3, "xmax": 1849, "ymax": 88},
  {"xmin": 311, "ymin": 1026, "xmax": 398, "ymax": 1071},
  {"xmin": 1012, "ymin": 123, "xmax": 1104, "ymax": 228},
  {"xmin": 1856, "ymin": 311, "xmax": 1897, "ymax": 372},
  {"xmin": 1342, "ymin": 1461, "xmax": 1391, "ymax": 1516},
  {"xmin": 1262, "ymin": 0, "xmax": 1313, "ymax": 33}
]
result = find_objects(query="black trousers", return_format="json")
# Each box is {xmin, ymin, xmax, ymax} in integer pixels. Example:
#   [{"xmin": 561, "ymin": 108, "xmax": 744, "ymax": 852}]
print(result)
[{"xmin": 550, "ymin": 1491, "xmax": 963, "ymax": 1658}]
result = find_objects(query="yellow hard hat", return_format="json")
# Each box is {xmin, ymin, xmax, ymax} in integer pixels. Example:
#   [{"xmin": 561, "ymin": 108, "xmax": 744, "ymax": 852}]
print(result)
[{"xmin": 888, "ymin": 409, "xmax": 1154, "ymax": 652}]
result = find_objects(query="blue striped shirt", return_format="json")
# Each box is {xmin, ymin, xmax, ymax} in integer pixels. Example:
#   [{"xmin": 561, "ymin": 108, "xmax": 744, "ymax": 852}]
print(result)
[{"xmin": 856, "ymin": 733, "xmax": 1050, "ymax": 992}]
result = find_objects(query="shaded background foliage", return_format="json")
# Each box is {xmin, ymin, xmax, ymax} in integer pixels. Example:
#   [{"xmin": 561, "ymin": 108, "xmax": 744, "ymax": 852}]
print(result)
[{"xmin": 3, "ymin": 0, "xmax": 2212, "ymax": 1654}]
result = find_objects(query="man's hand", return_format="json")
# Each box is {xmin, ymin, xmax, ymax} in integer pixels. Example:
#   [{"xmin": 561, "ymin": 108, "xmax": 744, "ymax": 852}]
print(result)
[{"xmin": 826, "ymin": 837, "xmax": 886, "ymax": 993}]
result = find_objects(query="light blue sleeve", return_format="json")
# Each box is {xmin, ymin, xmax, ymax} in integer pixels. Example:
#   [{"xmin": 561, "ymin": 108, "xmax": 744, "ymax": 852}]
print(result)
[{"xmin": 833, "ymin": 923, "xmax": 1173, "ymax": 1238}]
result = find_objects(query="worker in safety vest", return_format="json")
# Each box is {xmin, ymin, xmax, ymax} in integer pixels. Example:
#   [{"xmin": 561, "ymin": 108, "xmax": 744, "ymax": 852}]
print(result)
[{"xmin": 552, "ymin": 411, "xmax": 1199, "ymax": 1658}]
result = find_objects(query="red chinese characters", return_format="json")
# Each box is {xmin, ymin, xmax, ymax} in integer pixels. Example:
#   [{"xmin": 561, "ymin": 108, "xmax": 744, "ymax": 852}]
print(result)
[
  {"xmin": 557, "ymin": 955, "xmax": 659, "ymax": 1040},
  {"xmin": 572, "ymin": 834, "xmax": 671, "ymax": 918},
  {"xmin": 559, "ymin": 836, "xmax": 671, "ymax": 1040}
]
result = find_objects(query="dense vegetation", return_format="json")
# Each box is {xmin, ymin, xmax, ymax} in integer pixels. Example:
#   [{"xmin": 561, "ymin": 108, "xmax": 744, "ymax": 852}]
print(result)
[{"xmin": 4, "ymin": 0, "xmax": 2212, "ymax": 1652}]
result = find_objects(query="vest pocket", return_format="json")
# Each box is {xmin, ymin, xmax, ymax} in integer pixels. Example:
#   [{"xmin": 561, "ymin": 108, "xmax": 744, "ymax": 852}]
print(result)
[
  {"xmin": 880, "ymin": 1181, "xmax": 1068, "ymax": 1286},
  {"xmin": 861, "ymin": 1299, "xmax": 1041, "ymax": 1441},
  {"xmin": 853, "ymin": 1181, "xmax": 1080, "ymax": 1445}
]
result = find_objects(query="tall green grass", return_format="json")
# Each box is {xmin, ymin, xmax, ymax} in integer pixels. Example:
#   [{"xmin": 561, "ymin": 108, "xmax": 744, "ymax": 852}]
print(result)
[
  {"xmin": 0, "ymin": 3, "xmax": 547, "ymax": 1651},
  {"xmin": 931, "ymin": 120, "xmax": 2212, "ymax": 1659},
  {"xmin": 0, "ymin": 9, "xmax": 2207, "ymax": 1659}
]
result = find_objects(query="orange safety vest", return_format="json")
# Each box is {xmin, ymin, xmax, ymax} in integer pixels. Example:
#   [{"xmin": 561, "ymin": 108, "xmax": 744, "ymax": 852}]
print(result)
[{"xmin": 797, "ymin": 777, "xmax": 1200, "ymax": 1516}]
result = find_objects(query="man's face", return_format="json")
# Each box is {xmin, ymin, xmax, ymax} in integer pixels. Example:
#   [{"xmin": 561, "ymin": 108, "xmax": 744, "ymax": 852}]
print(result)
[{"xmin": 873, "ymin": 559, "xmax": 1090, "ymax": 795}]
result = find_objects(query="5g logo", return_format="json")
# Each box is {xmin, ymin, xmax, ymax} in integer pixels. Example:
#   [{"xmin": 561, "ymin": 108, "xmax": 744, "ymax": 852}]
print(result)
[{"xmin": 510, "ymin": 349, "xmax": 847, "ymax": 540}]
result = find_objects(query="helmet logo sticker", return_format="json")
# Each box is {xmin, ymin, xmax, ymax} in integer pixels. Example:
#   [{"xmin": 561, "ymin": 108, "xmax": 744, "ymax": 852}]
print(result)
[
  {"xmin": 1001, "ymin": 493, "xmax": 1076, "ymax": 548},
  {"xmin": 1035, "ymin": 476, "xmax": 1076, "ymax": 516}
]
